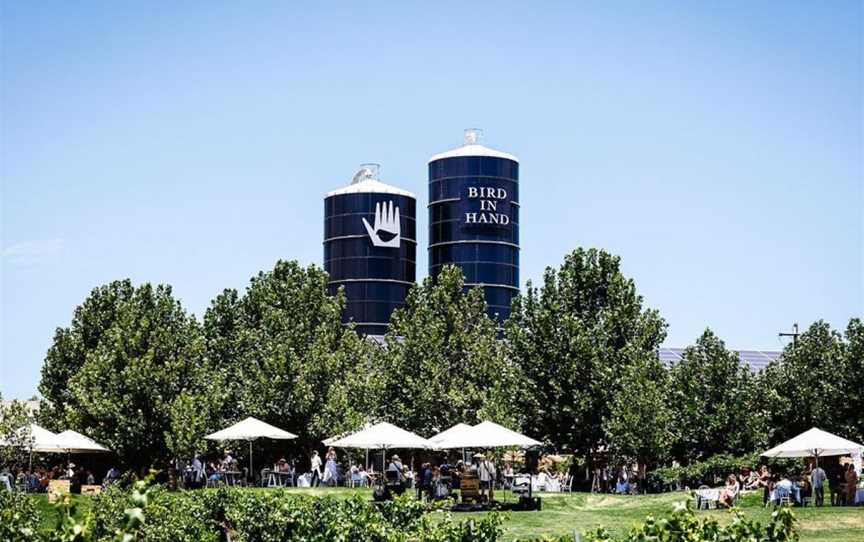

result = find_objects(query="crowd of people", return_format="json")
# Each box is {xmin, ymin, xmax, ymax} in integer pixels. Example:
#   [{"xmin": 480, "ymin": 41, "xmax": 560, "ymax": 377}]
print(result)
[
  {"xmin": 701, "ymin": 461, "xmax": 861, "ymax": 508},
  {"xmin": 0, "ymin": 462, "xmax": 120, "ymax": 493}
]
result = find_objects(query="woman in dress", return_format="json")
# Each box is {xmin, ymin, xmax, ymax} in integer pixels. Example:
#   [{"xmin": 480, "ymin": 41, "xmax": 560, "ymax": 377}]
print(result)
[
  {"xmin": 324, "ymin": 447, "xmax": 339, "ymax": 486},
  {"xmin": 719, "ymin": 474, "xmax": 740, "ymax": 508}
]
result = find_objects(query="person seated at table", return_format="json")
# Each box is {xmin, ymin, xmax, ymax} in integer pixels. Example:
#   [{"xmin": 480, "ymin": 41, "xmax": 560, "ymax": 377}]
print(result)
[
  {"xmin": 774, "ymin": 474, "xmax": 794, "ymax": 503},
  {"xmin": 221, "ymin": 450, "xmax": 236, "ymax": 471},
  {"xmin": 277, "ymin": 458, "xmax": 292, "ymax": 474},
  {"xmin": 207, "ymin": 461, "xmax": 222, "ymax": 483},
  {"xmin": 742, "ymin": 468, "xmax": 759, "ymax": 490},
  {"xmin": 718, "ymin": 474, "xmax": 740, "ymax": 508},
  {"xmin": 615, "ymin": 473, "xmax": 630, "ymax": 494},
  {"xmin": 797, "ymin": 474, "xmax": 812, "ymax": 504},
  {"xmin": 844, "ymin": 464, "xmax": 858, "ymax": 506}
]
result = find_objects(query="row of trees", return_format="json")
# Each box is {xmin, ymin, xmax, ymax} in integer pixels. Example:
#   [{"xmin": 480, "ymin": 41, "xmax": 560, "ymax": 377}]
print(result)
[{"xmin": 22, "ymin": 248, "xmax": 864, "ymax": 476}]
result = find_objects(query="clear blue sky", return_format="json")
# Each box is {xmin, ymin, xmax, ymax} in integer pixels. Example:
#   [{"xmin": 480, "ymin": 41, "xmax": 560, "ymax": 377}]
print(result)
[{"xmin": 2, "ymin": 1, "xmax": 861, "ymax": 399}]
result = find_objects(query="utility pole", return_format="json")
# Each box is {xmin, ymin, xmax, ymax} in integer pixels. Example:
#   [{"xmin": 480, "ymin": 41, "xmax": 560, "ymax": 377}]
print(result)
[{"xmin": 779, "ymin": 323, "xmax": 800, "ymax": 345}]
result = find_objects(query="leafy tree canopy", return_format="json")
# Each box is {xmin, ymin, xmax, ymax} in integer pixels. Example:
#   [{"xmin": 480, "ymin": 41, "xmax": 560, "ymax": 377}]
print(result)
[
  {"xmin": 176, "ymin": 260, "xmax": 382, "ymax": 458},
  {"xmin": 506, "ymin": 248, "xmax": 666, "ymax": 458},
  {"xmin": 757, "ymin": 320, "xmax": 856, "ymax": 445},
  {"xmin": 38, "ymin": 280, "xmax": 205, "ymax": 470},
  {"xmin": 379, "ymin": 265, "xmax": 521, "ymax": 436},
  {"xmin": 668, "ymin": 329, "xmax": 766, "ymax": 463}
]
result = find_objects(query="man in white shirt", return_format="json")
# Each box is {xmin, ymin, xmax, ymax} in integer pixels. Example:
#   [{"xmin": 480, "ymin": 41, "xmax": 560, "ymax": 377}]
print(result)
[
  {"xmin": 476, "ymin": 453, "xmax": 496, "ymax": 501},
  {"xmin": 811, "ymin": 464, "xmax": 827, "ymax": 506},
  {"xmin": 310, "ymin": 451, "xmax": 322, "ymax": 487}
]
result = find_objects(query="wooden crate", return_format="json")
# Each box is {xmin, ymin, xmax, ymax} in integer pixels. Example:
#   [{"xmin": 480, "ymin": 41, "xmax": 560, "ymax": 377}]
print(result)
[
  {"xmin": 48, "ymin": 479, "xmax": 71, "ymax": 503},
  {"xmin": 81, "ymin": 484, "xmax": 102, "ymax": 495}
]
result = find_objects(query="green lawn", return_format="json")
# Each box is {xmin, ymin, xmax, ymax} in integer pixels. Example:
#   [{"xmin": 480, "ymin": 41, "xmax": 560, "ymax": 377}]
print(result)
[{"xmin": 30, "ymin": 488, "xmax": 864, "ymax": 541}]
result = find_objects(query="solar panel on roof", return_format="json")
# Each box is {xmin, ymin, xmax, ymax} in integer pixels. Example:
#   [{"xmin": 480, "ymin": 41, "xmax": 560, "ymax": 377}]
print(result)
[{"xmin": 659, "ymin": 347, "xmax": 781, "ymax": 373}]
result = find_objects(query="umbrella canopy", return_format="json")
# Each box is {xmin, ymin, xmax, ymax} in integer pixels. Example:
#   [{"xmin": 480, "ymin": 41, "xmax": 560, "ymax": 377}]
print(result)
[
  {"xmin": 205, "ymin": 417, "xmax": 298, "ymax": 442},
  {"xmin": 327, "ymin": 422, "xmax": 430, "ymax": 450},
  {"xmin": 431, "ymin": 421, "xmax": 541, "ymax": 449},
  {"xmin": 55, "ymin": 430, "xmax": 110, "ymax": 454},
  {"xmin": 762, "ymin": 427, "xmax": 864, "ymax": 458},
  {"xmin": 322, "ymin": 423, "xmax": 373, "ymax": 446},
  {"xmin": 9, "ymin": 423, "xmax": 67, "ymax": 453},
  {"xmin": 205, "ymin": 417, "xmax": 297, "ymax": 482},
  {"xmin": 428, "ymin": 423, "xmax": 473, "ymax": 449}
]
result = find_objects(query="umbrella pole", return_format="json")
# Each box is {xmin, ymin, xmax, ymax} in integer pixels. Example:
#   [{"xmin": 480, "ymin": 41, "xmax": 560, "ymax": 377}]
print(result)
[{"xmin": 249, "ymin": 440, "xmax": 253, "ymax": 485}]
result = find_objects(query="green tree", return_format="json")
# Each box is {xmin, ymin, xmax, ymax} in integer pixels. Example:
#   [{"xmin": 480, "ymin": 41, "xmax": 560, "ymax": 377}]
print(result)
[
  {"xmin": 378, "ymin": 265, "xmax": 521, "ymax": 436},
  {"xmin": 757, "ymin": 320, "xmax": 846, "ymax": 445},
  {"xmin": 506, "ymin": 248, "xmax": 667, "ymax": 462},
  {"xmin": 37, "ymin": 280, "xmax": 206, "ymax": 470},
  {"xmin": 0, "ymin": 395, "xmax": 32, "ymax": 467},
  {"xmin": 603, "ymin": 353, "xmax": 672, "ymax": 476},
  {"xmin": 190, "ymin": 260, "xmax": 382, "ymax": 454},
  {"xmin": 843, "ymin": 318, "xmax": 864, "ymax": 443},
  {"xmin": 38, "ymin": 280, "xmax": 136, "ymax": 426},
  {"xmin": 667, "ymin": 329, "xmax": 766, "ymax": 463}
]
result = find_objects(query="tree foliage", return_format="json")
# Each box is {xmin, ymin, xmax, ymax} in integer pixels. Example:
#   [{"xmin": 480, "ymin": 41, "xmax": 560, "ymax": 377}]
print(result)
[
  {"xmin": 756, "ymin": 320, "xmax": 856, "ymax": 445},
  {"xmin": 38, "ymin": 280, "xmax": 205, "ymax": 470},
  {"xmin": 183, "ymin": 260, "xmax": 382, "ymax": 456},
  {"xmin": 0, "ymin": 394, "xmax": 32, "ymax": 467},
  {"xmin": 667, "ymin": 329, "xmax": 766, "ymax": 463},
  {"xmin": 506, "ymin": 248, "xmax": 667, "ymax": 458},
  {"xmin": 603, "ymin": 353, "xmax": 672, "ymax": 471},
  {"xmin": 378, "ymin": 265, "xmax": 521, "ymax": 435}
]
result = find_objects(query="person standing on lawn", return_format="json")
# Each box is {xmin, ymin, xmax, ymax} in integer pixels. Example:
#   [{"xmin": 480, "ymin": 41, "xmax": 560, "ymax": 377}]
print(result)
[
  {"xmin": 810, "ymin": 462, "xmax": 827, "ymax": 506},
  {"xmin": 310, "ymin": 450, "xmax": 323, "ymax": 487},
  {"xmin": 844, "ymin": 464, "xmax": 858, "ymax": 506}
]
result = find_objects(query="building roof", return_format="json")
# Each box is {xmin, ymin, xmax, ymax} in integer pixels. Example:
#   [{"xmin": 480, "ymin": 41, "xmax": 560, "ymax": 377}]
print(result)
[
  {"xmin": 325, "ymin": 165, "xmax": 415, "ymax": 198},
  {"xmin": 659, "ymin": 347, "xmax": 781, "ymax": 373},
  {"xmin": 429, "ymin": 129, "xmax": 519, "ymax": 163},
  {"xmin": 325, "ymin": 178, "xmax": 415, "ymax": 198},
  {"xmin": 428, "ymin": 143, "xmax": 519, "ymax": 163}
]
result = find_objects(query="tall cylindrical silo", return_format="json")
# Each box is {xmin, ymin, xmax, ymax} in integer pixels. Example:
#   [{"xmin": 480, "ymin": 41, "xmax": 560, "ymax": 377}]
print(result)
[
  {"xmin": 324, "ymin": 164, "xmax": 417, "ymax": 336},
  {"xmin": 428, "ymin": 130, "xmax": 520, "ymax": 321}
]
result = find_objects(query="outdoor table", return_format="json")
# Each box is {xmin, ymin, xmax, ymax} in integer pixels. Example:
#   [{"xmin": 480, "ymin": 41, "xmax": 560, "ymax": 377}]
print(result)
[
  {"xmin": 695, "ymin": 488, "xmax": 720, "ymax": 509},
  {"xmin": 856, "ymin": 487, "xmax": 864, "ymax": 505},
  {"xmin": 275, "ymin": 472, "xmax": 293, "ymax": 486},
  {"xmin": 222, "ymin": 471, "xmax": 242, "ymax": 487}
]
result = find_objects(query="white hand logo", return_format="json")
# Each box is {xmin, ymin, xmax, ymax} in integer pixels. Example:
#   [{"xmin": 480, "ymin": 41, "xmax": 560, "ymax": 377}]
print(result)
[{"xmin": 362, "ymin": 201, "xmax": 401, "ymax": 248}]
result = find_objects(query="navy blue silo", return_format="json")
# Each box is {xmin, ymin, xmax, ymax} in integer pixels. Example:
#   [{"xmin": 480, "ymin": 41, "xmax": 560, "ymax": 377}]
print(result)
[
  {"xmin": 428, "ymin": 130, "xmax": 519, "ymax": 321},
  {"xmin": 324, "ymin": 165, "xmax": 416, "ymax": 336}
]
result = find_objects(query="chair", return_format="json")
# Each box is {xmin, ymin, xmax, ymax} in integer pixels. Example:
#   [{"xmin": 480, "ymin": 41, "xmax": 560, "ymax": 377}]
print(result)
[
  {"xmin": 350, "ymin": 472, "xmax": 365, "ymax": 488},
  {"xmin": 562, "ymin": 475, "xmax": 573, "ymax": 493},
  {"xmin": 774, "ymin": 486, "xmax": 792, "ymax": 507},
  {"xmin": 512, "ymin": 474, "xmax": 532, "ymax": 498},
  {"xmin": 695, "ymin": 485, "xmax": 713, "ymax": 510}
]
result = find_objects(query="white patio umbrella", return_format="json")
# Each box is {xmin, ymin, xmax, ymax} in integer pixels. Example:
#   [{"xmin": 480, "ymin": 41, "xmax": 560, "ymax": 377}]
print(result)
[
  {"xmin": 19, "ymin": 424, "xmax": 66, "ymax": 453},
  {"xmin": 205, "ymin": 417, "xmax": 298, "ymax": 478},
  {"xmin": 431, "ymin": 420, "xmax": 541, "ymax": 449},
  {"xmin": 1, "ymin": 424, "xmax": 65, "ymax": 470},
  {"xmin": 428, "ymin": 423, "xmax": 473, "ymax": 449},
  {"xmin": 327, "ymin": 422, "xmax": 430, "ymax": 471},
  {"xmin": 762, "ymin": 427, "xmax": 864, "ymax": 464},
  {"xmin": 55, "ymin": 430, "xmax": 110, "ymax": 454},
  {"xmin": 429, "ymin": 422, "xmax": 475, "ymax": 462}
]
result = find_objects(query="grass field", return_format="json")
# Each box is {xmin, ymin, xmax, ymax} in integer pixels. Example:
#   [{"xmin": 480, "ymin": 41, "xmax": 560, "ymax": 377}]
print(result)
[{"xmin": 31, "ymin": 488, "xmax": 864, "ymax": 541}]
